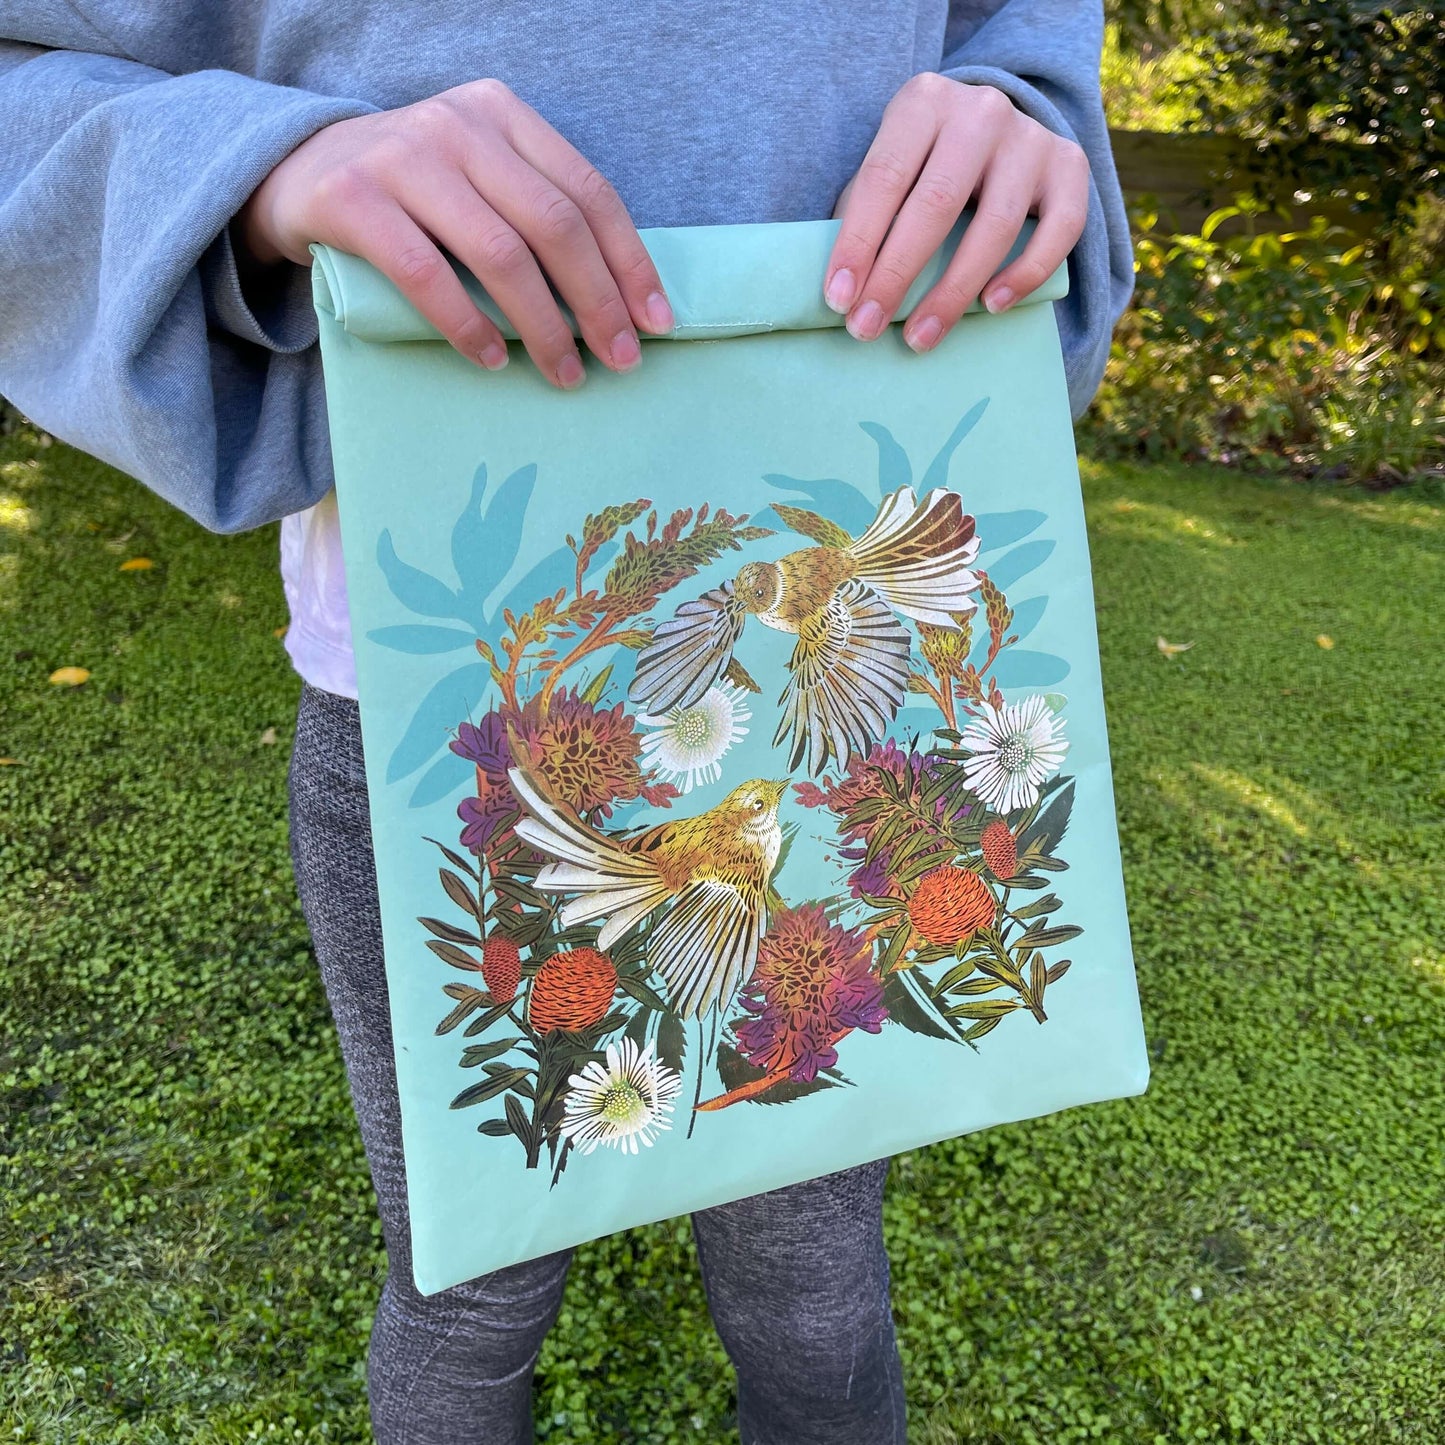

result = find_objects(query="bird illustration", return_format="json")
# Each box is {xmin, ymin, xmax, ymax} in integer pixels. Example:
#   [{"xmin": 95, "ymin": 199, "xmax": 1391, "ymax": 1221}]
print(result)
[
  {"xmin": 510, "ymin": 766, "xmax": 787, "ymax": 1019},
  {"xmin": 629, "ymin": 486, "xmax": 982, "ymax": 775}
]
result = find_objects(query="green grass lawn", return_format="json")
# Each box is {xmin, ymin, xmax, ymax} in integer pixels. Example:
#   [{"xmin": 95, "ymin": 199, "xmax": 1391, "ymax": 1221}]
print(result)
[{"xmin": 2, "ymin": 431, "xmax": 1442, "ymax": 1444}]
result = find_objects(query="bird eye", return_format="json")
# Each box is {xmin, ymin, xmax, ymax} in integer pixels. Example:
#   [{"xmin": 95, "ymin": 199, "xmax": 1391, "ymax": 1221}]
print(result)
[{"xmin": 752, "ymin": 799, "xmax": 764, "ymax": 811}]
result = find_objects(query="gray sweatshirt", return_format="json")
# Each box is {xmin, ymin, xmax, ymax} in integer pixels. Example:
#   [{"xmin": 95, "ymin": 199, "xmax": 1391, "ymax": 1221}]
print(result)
[{"xmin": 0, "ymin": 1, "xmax": 1131, "ymax": 540}]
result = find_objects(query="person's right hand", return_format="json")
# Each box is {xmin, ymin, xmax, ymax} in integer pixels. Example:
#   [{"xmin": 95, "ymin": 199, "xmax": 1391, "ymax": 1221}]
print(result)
[{"xmin": 237, "ymin": 80, "xmax": 674, "ymax": 388}]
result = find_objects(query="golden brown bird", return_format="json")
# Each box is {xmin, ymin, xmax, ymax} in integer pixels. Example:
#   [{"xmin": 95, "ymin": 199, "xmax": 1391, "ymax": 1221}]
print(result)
[
  {"xmin": 510, "ymin": 766, "xmax": 787, "ymax": 1018},
  {"xmin": 629, "ymin": 486, "xmax": 980, "ymax": 774}
]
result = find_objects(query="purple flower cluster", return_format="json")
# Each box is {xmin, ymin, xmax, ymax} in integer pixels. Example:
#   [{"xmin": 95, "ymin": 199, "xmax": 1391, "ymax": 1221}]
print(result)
[
  {"xmin": 451, "ymin": 712, "xmax": 520, "ymax": 855},
  {"xmin": 734, "ymin": 904, "xmax": 887, "ymax": 1083}
]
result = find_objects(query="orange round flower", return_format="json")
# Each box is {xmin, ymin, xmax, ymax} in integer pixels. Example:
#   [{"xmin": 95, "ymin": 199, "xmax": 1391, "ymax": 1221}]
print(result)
[
  {"xmin": 980, "ymin": 821, "xmax": 1018, "ymax": 881},
  {"xmin": 528, "ymin": 948, "xmax": 617, "ymax": 1033},
  {"xmin": 908, "ymin": 866, "xmax": 995, "ymax": 947},
  {"xmin": 481, "ymin": 936, "xmax": 522, "ymax": 1005}
]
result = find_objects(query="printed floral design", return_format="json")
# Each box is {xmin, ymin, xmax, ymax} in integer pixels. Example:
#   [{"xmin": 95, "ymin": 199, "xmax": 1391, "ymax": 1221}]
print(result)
[
  {"xmin": 733, "ymin": 905, "xmax": 886, "ymax": 1083},
  {"xmin": 559, "ymin": 1039, "xmax": 682, "ymax": 1155},
  {"xmin": 528, "ymin": 948, "xmax": 618, "ymax": 1034},
  {"xmin": 957, "ymin": 695, "xmax": 1068, "ymax": 813},
  {"xmin": 395, "ymin": 406, "xmax": 1084, "ymax": 1182},
  {"xmin": 638, "ymin": 683, "xmax": 751, "ymax": 794},
  {"xmin": 907, "ymin": 866, "xmax": 996, "ymax": 947}
]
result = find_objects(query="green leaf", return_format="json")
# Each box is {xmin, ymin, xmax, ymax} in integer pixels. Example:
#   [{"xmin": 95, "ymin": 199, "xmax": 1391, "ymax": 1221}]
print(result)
[
  {"xmin": 880, "ymin": 918, "xmax": 915, "ymax": 975},
  {"xmin": 427, "ymin": 939, "xmax": 481, "ymax": 971},
  {"xmin": 1011, "ymin": 894, "xmax": 1063, "ymax": 920},
  {"xmin": 436, "ymin": 987, "xmax": 489, "ymax": 1035},
  {"xmin": 421, "ymin": 916, "xmax": 482, "ymax": 946},
  {"xmin": 580, "ymin": 665, "xmax": 614, "ymax": 705},
  {"xmin": 623, "ymin": 1010, "xmax": 652, "ymax": 1051},
  {"xmin": 463, "ymin": 1001, "xmax": 519, "ymax": 1037},
  {"xmin": 961, "ymin": 1015, "xmax": 1006, "ymax": 1042},
  {"xmin": 1017, "ymin": 779, "xmax": 1075, "ymax": 856},
  {"xmin": 952, "ymin": 977, "xmax": 1007, "ymax": 996},
  {"xmin": 1022, "ymin": 923, "xmax": 1084, "ymax": 949},
  {"xmin": 657, "ymin": 1011, "xmax": 686, "ymax": 1074},
  {"xmin": 476, "ymin": 1119, "xmax": 513, "ymax": 1137},
  {"xmin": 1045, "ymin": 959, "xmax": 1072, "ymax": 984},
  {"xmin": 450, "ymin": 1069, "xmax": 529, "ymax": 1110},
  {"xmin": 945, "ymin": 999, "xmax": 1021, "ymax": 1020},
  {"xmin": 1029, "ymin": 955, "xmax": 1047, "ymax": 1003},
  {"xmin": 616, "ymin": 974, "xmax": 669, "ymax": 1012},
  {"xmin": 460, "ymin": 1037, "xmax": 523, "ymax": 1068},
  {"xmin": 504, "ymin": 1093, "xmax": 533, "ymax": 1141},
  {"xmin": 426, "ymin": 839, "xmax": 480, "ymax": 880},
  {"xmin": 439, "ymin": 868, "xmax": 483, "ymax": 920},
  {"xmin": 882, "ymin": 969, "xmax": 957, "ymax": 1042}
]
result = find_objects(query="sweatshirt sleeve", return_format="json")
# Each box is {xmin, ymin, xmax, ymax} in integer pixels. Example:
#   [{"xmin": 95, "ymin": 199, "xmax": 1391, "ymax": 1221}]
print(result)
[
  {"xmin": 0, "ymin": 38, "xmax": 375, "ymax": 533},
  {"xmin": 941, "ymin": 0, "xmax": 1133, "ymax": 416}
]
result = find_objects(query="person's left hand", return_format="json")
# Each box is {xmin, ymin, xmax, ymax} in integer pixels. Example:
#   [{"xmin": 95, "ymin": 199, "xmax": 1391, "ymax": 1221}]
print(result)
[{"xmin": 824, "ymin": 73, "xmax": 1090, "ymax": 353}]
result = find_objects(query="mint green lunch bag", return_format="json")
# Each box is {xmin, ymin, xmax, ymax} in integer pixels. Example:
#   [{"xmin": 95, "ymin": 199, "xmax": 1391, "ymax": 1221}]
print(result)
[{"xmin": 312, "ymin": 219, "xmax": 1148, "ymax": 1294}]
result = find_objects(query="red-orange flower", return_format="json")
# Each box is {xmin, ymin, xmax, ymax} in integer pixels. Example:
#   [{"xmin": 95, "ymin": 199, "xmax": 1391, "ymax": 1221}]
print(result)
[
  {"xmin": 980, "ymin": 821, "xmax": 1018, "ymax": 880},
  {"xmin": 908, "ymin": 865, "xmax": 995, "ymax": 947},
  {"xmin": 481, "ymin": 936, "xmax": 522, "ymax": 1004},
  {"xmin": 528, "ymin": 948, "xmax": 618, "ymax": 1033}
]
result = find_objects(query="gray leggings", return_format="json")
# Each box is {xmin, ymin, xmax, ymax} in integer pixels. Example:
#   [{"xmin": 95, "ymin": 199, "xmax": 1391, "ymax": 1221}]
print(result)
[{"xmin": 288, "ymin": 684, "xmax": 907, "ymax": 1444}]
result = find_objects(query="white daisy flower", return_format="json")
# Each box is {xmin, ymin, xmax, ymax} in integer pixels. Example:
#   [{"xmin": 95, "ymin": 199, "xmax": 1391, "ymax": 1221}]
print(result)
[
  {"xmin": 637, "ymin": 683, "xmax": 751, "ymax": 794},
  {"xmin": 958, "ymin": 695, "xmax": 1068, "ymax": 814},
  {"xmin": 558, "ymin": 1038, "xmax": 682, "ymax": 1156}
]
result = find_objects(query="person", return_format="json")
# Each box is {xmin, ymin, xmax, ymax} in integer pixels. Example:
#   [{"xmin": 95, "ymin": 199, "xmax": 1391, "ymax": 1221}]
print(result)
[{"xmin": 0, "ymin": 4, "xmax": 1133, "ymax": 1441}]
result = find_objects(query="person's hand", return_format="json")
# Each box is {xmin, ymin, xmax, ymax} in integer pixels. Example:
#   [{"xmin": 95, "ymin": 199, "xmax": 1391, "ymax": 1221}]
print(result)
[
  {"xmin": 824, "ymin": 73, "xmax": 1089, "ymax": 353},
  {"xmin": 237, "ymin": 80, "xmax": 673, "ymax": 389}
]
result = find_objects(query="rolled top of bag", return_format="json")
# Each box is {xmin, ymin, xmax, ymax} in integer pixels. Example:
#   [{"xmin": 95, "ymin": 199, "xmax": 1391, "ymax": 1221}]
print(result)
[{"xmin": 310, "ymin": 215, "xmax": 1068, "ymax": 345}]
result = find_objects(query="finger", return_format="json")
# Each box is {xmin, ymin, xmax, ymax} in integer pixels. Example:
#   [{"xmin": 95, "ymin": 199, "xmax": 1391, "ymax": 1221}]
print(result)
[
  {"xmin": 901, "ymin": 140, "xmax": 1048, "ymax": 352},
  {"xmin": 332, "ymin": 196, "xmax": 510, "ymax": 371},
  {"xmin": 403, "ymin": 169, "xmax": 586, "ymax": 388},
  {"xmin": 460, "ymin": 140, "xmax": 642, "ymax": 373},
  {"xmin": 847, "ymin": 127, "xmax": 987, "ymax": 340},
  {"xmin": 981, "ymin": 148, "xmax": 1090, "ymax": 313},
  {"xmin": 823, "ymin": 93, "xmax": 937, "ymax": 316},
  {"xmin": 505, "ymin": 103, "xmax": 673, "ymax": 336}
]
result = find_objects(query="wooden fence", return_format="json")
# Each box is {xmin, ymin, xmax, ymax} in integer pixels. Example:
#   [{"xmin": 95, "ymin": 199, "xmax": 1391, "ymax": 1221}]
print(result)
[{"xmin": 1110, "ymin": 128, "xmax": 1372, "ymax": 235}]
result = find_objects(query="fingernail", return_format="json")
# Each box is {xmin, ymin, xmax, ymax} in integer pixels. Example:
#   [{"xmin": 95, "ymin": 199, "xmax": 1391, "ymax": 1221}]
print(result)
[
  {"xmin": 610, "ymin": 330, "xmax": 642, "ymax": 372},
  {"xmin": 825, "ymin": 268, "xmax": 857, "ymax": 313},
  {"xmin": 905, "ymin": 315, "xmax": 943, "ymax": 353},
  {"xmin": 556, "ymin": 353, "xmax": 586, "ymax": 389},
  {"xmin": 645, "ymin": 291, "xmax": 674, "ymax": 333},
  {"xmin": 984, "ymin": 285, "xmax": 1015, "ymax": 314},
  {"xmin": 479, "ymin": 342, "xmax": 509, "ymax": 371},
  {"xmin": 846, "ymin": 299, "xmax": 885, "ymax": 341}
]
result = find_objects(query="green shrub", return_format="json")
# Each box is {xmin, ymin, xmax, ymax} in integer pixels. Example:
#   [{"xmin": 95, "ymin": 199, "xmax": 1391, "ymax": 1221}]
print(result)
[{"xmin": 1082, "ymin": 200, "xmax": 1445, "ymax": 486}]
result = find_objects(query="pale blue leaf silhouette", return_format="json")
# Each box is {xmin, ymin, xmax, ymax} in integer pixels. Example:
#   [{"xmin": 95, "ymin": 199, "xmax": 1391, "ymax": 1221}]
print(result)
[
  {"xmin": 859, "ymin": 422, "xmax": 912, "ymax": 493},
  {"xmin": 989, "ymin": 649, "xmax": 1071, "ymax": 688},
  {"xmin": 386, "ymin": 661, "xmax": 490, "ymax": 785},
  {"xmin": 974, "ymin": 509, "xmax": 1047, "ymax": 552},
  {"xmin": 368, "ymin": 624, "xmax": 478, "ymax": 655},
  {"xmin": 409, "ymin": 748, "xmax": 475, "ymax": 810},
  {"xmin": 758, "ymin": 477, "xmax": 876, "ymax": 535},
  {"xmin": 460, "ymin": 463, "xmax": 537, "ymax": 606},
  {"xmin": 920, "ymin": 398, "xmax": 989, "ymax": 492},
  {"xmin": 378, "ymin": 531, "xmax": 464, "ymax": 621},
  {"xmin": 448, "ymin": 463, "xmax": 491, "ymax": 600},
  {"xmin": 985, "ymin": 539, "xmax": 1056, "ymax": 591},
  {"xmin": 1007, "ymin": 596, "xmax": 1048, "ymax": 644}
]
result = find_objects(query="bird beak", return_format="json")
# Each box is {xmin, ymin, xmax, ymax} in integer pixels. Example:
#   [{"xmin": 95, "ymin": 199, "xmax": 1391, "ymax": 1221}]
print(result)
[{"xmin": 767, "ymin": 780, "xmax": 789, "ymax": 806}]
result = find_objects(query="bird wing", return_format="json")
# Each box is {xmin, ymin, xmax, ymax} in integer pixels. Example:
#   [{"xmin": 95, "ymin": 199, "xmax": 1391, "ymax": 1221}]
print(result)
[
  {"xmin": 649, "ymin": 878, "xmax": 761, "ymax": 1019},
  {"xmin": 509, "ymin": 766, "xmax": 672, "ymax": 946},
  {"xmin": 848, "ymin": 487, "xmax": 981, "ymax": 625},
  {"xmin": 628, "ymin": 582, "xmax": 747, "ymax": 714},
  {"xmin": 775, "ymin": 580, "xmax": 912, "ymax": 775}
]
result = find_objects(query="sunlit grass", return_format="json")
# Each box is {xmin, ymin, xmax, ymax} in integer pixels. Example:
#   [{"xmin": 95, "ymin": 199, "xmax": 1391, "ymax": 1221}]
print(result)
[{"xmin": 2, "ymin": 432, "xmax": 1442, "ymax": 1443}]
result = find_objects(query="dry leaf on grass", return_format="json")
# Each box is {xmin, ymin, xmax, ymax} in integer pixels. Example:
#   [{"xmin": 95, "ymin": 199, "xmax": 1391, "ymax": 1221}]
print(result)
[
  {"xmin": 1316, "ymin": 634, "xmax": 1335, "ymax": 650},
  {"xmin": 119, "ymin": 557, "xmax": 155, "ymax": 572},
  {"xmin": 48, "ymin": 666, "xmax": 90, "ymax": 686},
  {"xmin": 1156, "ymin": 636, "xmax": 1195, "ymax": 659},
  {"xmin": 259, "ymin": 727, "xmax": 278, "ymax": 746}
]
